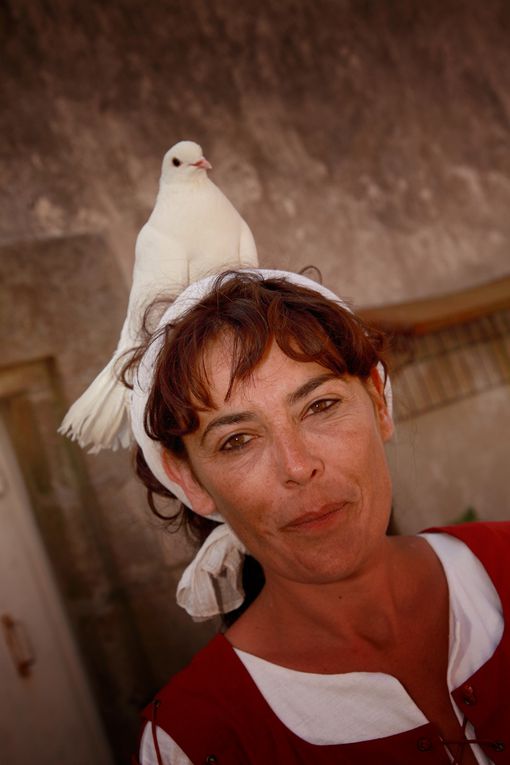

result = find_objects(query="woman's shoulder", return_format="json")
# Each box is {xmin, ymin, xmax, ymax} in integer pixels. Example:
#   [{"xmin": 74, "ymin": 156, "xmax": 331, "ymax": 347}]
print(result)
[
  {"xmin": 423, "ymin": 519, "xmax": 510, "ymax": 539},
  {"xmin": 150, "ymin": 634, "xmax": 234, "ymax": 707},
  {"xmin": 139, "ymin": 635, "xmax": 247, "ymax": 764},
  {"xmin": 422, "ymin": 520, "xmax": 510, "ymax": 556},
  {"xmin": 421, "ymin": 521, "xmax": 510, "ymax": 595}
]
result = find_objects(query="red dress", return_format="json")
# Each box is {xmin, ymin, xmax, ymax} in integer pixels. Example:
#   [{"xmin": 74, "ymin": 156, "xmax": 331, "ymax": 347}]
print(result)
[{"xmin": 139, "ymin": 522, "xmax": 510, "ymax": 764}]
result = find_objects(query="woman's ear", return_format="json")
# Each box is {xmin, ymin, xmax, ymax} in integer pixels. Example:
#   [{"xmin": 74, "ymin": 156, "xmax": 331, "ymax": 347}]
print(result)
[
  {"xmin": 367, "ymin": 367, "xmax": 394, "ymax": 442},
  {"xmin": 161, "ymin": 451, "xmax": 217, "ymax": 517}
]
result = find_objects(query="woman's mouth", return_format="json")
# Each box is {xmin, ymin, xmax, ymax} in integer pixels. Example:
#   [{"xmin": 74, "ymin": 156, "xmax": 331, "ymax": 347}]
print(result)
[{"xmin": 283, "ymin": 503, "xmax": 349, "ymax": 532}]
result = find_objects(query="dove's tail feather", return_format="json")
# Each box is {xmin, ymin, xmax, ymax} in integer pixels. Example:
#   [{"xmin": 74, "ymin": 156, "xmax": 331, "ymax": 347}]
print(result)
[{"xmin": 58, "ymin": 356, "xmax": 132, "ymax": 453}]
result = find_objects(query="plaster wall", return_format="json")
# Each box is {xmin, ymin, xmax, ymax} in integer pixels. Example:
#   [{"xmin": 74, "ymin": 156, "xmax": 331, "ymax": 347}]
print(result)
[{"xmin": 388, "ymin": 385, "xmax": 510, "ymax": 533}]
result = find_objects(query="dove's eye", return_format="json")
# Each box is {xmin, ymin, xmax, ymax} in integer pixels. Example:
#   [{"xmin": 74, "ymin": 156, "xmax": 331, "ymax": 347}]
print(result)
[{"xmin": 172, "ymin": 158, "xmax": 182, "ymax": 167}]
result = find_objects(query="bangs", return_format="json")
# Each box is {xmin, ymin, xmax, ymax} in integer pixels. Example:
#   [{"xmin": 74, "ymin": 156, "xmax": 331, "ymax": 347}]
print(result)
[{"xmin": 145, "ymin": 273, "xmax": 386, "ymax": 450}]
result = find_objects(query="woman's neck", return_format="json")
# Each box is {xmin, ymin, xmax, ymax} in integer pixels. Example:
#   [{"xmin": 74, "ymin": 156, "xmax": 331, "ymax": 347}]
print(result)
[{"xmin": 226, "ymin": 534, "xmax": 446, "ymax": 673}]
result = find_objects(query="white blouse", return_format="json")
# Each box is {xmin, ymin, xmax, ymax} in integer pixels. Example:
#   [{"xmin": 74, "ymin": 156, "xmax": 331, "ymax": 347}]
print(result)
[{"xmin": 140, "ymin": 533, "xmax": 504, "ymax": 765}]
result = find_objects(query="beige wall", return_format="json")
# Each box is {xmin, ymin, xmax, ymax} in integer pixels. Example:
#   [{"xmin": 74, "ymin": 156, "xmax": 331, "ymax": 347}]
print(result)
[{"xmin": 389, "ymin": 385, "xmax": 510, "ymax": 534}]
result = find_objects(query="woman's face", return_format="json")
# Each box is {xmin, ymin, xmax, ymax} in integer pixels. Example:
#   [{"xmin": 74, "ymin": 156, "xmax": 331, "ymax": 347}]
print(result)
[{"xmin": 166, "ymin": 338, "xmax": 394, "ymax": 586}]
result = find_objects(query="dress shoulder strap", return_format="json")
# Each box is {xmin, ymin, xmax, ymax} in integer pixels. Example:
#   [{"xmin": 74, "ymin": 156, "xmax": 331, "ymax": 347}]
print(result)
[{"xmin": 423, "ymin": 521, "xmax": 510, "ymax": 596}]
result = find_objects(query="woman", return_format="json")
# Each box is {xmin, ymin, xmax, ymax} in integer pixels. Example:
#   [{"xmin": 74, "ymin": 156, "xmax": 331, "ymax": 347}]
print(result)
[{"xmin": 128, "ymin": 269, "xmax": 508, "ymax": 765}]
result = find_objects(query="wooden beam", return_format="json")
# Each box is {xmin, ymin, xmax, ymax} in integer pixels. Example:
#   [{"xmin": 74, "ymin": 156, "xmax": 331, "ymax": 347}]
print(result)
[{"xmin": 358, "ymin": 275, "xmax": 510, "ymax": 335}]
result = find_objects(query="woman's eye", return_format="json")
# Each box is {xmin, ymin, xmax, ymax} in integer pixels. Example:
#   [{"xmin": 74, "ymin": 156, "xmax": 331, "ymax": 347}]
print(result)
[
  {"xmin": 221, "ymin": 433, "xmax": 252, "ymax": 452},
  {"xmin": 307, "ymin": 398, "xmax": 338, "ymax": 415}
]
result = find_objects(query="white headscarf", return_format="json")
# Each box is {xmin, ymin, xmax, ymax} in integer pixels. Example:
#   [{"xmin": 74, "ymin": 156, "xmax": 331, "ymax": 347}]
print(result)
[{"xmin": 130, "ymin": 269, "xmax": 392, "ymax": 620}]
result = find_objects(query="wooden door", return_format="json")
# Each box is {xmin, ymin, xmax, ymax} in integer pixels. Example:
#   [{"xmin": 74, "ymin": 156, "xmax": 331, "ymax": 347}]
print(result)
[{"xmin": 0, "ymin": 419, "xmax": 113, "ymax": 765}]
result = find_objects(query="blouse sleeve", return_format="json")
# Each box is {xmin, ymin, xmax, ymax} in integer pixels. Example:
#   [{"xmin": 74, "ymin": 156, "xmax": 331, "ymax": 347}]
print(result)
[{"xmin": 139, "ymin": 721, "xmax": 194, "ymax": 765}]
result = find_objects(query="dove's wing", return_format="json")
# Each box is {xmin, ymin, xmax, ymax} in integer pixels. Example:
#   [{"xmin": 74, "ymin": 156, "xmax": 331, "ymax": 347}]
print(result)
[
  {"xmin": 119, "ymin": 224, "xmax": 190, "ymax": 348},
  {"xmin": 238, "ymin": 219, "xmax": 259, "ymax": 268}
]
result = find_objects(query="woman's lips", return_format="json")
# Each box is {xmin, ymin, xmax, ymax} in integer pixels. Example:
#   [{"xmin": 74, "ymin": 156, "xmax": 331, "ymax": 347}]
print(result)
[{"xmin": 283, "ymin": 503, "xmax": 348, "ymax": 531}]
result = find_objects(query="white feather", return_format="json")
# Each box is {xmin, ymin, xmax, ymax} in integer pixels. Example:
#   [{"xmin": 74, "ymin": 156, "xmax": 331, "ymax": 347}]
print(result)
[{"xmin": 59, "ymin": 140, "xmax": 259, "ymax": 452}]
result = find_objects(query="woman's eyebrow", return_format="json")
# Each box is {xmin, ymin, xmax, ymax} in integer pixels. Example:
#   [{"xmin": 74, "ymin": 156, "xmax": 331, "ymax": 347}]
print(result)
[
  {"xmin": 200, "ymin": 373, "xmax": 340, "ymax": 445},
  {"xmin": 200, "ymin": 411, "xmax": 256, "ymax": 445},
  {"xmin": 286, "ymin": 373, "xmax": 340, "ymax": 406}
]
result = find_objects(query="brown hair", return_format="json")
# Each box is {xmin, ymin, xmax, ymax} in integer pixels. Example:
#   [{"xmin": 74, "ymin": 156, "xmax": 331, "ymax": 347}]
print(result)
[{"xmin": 124, "ymin": 270, "xmax": 388, "ymax": 545}]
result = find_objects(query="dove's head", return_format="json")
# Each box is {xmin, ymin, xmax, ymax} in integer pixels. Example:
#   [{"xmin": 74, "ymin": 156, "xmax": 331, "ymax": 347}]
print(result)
[{"xmin": 161, "ymin": 140, "xmax": 212, "ymax": 184}]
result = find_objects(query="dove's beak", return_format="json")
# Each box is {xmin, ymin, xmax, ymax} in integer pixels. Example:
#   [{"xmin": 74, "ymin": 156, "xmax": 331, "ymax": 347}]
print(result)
[{"xmin": 191, "ymin": 157, "xmax": 212, "ymax": 171}]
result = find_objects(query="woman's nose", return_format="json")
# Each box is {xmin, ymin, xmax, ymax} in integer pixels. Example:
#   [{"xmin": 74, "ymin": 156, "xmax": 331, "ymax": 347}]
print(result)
[{"xmin": 273, "ymin": 428, "xmax": 324, "ymax": 487}]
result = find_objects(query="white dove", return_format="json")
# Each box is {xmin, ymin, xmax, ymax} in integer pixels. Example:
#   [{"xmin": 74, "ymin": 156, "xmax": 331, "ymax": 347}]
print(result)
[{"xmin": 59, "ymin": 140, "xmax": 259, "ymax": 452}]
